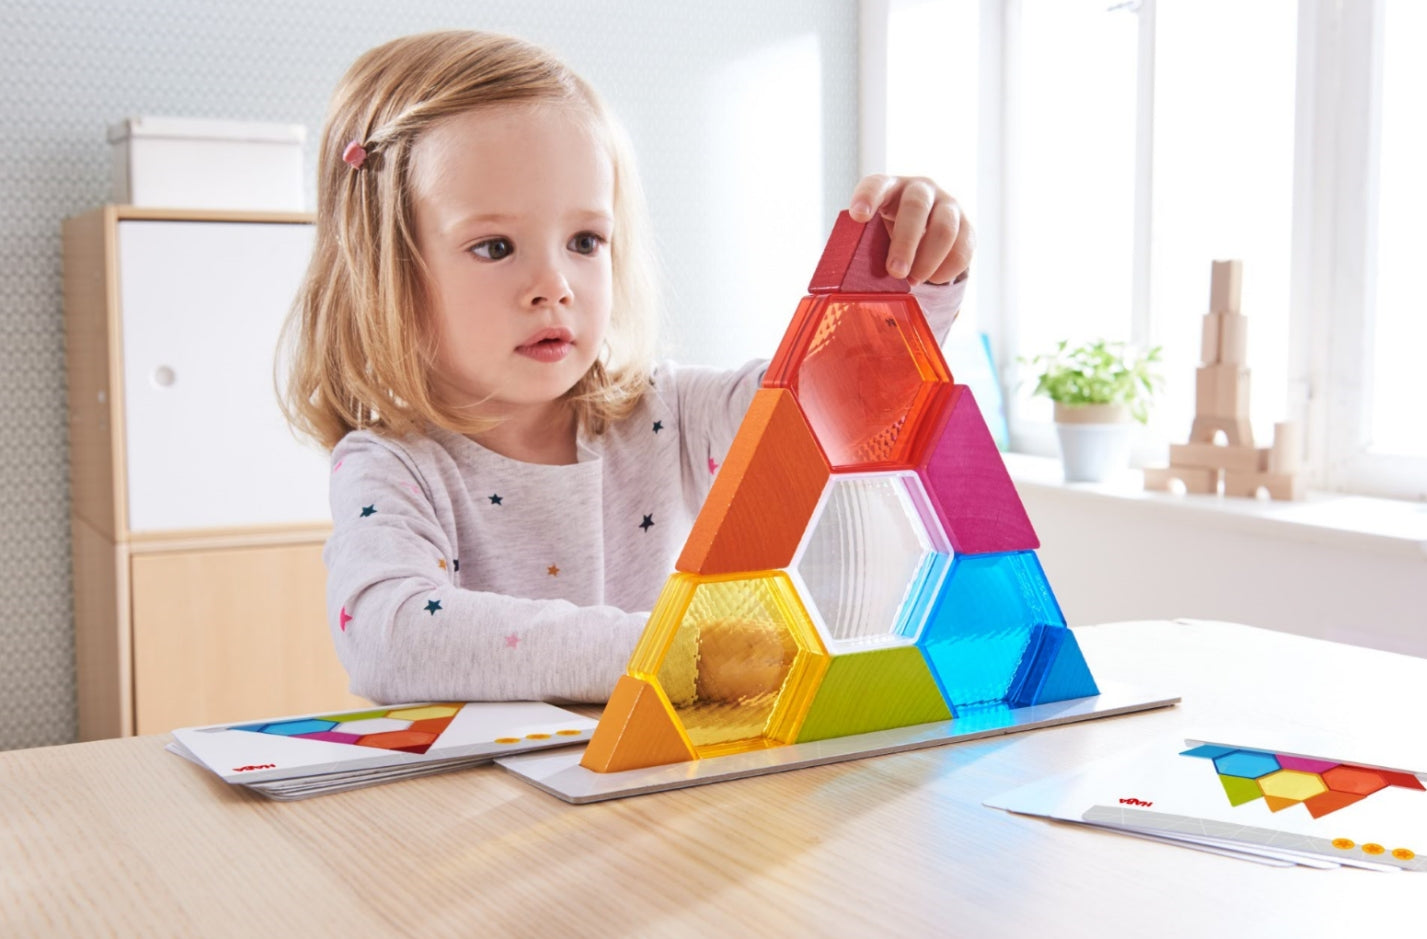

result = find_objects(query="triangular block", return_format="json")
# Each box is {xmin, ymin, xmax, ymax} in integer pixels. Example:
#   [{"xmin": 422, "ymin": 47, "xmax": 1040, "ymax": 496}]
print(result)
[
  {"xmin": 918, "ymin": 387, "xmax": 1039, "ymax": 554},
  {"xmin": 1262, "ymin": 795, "xmax": 1298, "ymax": 813},
  {"xmin": 1218, "ymin": 773, "xmax": 1264, "ymax": 807},
  {"xmin": 795, "ymin": 645, "xmax": 951, "ymax": 743},
  {"xmin": 808, "ymin": 210, "xmax": 910, "ymax": 294},
  {"xmin": 580, "ymin": 675, "xmax": 695, "ymax": 773},
  {"xmin": 1302, "ymin": 790, "xmax": 1366, "ymax": 818},
  {"xmin": 678, "ymin": 389, "xmax": 829, "ymax": 574},
  {"xmin": 1377, "ymin": 770, "xmax": 1426, "ymax": 791},
  {"xmin": 1006, "ymin": 623, "xmax": 1099, "ymax": 707}
]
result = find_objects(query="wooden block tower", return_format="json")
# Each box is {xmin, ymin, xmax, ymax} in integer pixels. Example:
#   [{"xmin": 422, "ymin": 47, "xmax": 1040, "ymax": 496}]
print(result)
[{"xmin": 1143, "ymin": 260, "xmax": 1304, "ymax": 500}]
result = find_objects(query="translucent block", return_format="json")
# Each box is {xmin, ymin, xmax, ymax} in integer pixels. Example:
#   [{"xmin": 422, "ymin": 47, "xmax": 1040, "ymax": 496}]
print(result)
[
  {"xmin": 917, "ymin": 551, "xmax": 1065, "ymax": 711},
  {"xmin": 794, "ymin": 472, "xmax": 951, "ymax": 651},
  {"xmin": 764, "ymin": 295, "xmax": 952, "ymax": 470},
  {"xmin": 794, "ymin": 645, "xmax": 950, "ymax": 743},
  {"xmin": 633, "ymin": 572, "xmax": 829, "ymax": 758}
]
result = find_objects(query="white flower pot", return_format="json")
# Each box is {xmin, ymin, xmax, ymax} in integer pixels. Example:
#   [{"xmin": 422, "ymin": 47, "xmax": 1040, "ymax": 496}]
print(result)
[{"xmin": 1053, "ymin": 403, "xmax": 1131, "ymax": 483}]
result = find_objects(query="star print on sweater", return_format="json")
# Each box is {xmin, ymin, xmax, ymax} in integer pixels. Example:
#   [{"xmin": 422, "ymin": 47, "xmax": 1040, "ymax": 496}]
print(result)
[
  {"xmin": 547, "ymin": 564, "xmax": 560, "ymax": 576},
  {"xmin": 505, "ymin": 634, "xmax": 520, "ymax": 648},
  {"xmin": 339, "ymin": 607, "xmax": 352, "ymax": 631},
  {"xmin": 640, "ymin": 513, "xmax": 654, "ymax": 532},
  {"xmin": 652, "ymin": 420, "xmax": 663, "ymax": 433},
  {"xmin": 424, "ymin": 599, "xmax": 442, "ymax": 615},
  {"xmin": 489, "ymin": 494, "xmax": 502, "ymax": 505},
  {"xmin": 360, "ymin": 504, "xmax": 376, "ymax": 517}
]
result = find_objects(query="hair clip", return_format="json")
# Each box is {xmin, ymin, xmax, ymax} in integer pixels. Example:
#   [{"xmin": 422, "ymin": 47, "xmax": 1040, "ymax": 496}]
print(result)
[{"xmin": 342, "ymin": 140, "xmax": 368, "ymax": 169}]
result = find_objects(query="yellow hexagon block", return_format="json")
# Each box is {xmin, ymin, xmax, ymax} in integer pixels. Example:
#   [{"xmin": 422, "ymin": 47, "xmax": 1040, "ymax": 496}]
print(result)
[
  {"xmin": 629, "ymin": 571, "xmax": 830, "ymax": 758},
  {"xmin": 385, "ymin": 704, "xmax": 461, "ymax": 721},
  {"xmin": 1258, "ymin": 769, "xmax": 1329, "ymax": 802}
]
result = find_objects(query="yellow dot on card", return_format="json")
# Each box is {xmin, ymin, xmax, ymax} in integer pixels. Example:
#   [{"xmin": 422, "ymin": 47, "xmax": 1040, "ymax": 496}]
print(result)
[
  {"xmin": 556, "ymin": 729, "xmax": 583, "ymax": 736},
  {"xmin": 494, "ymin": 737, "xmax": 521, "ymax": 744},
  {"xmin": 1392, "ymin": 848, "xmax": 1415, "ymax": 860},
  {"xmin": 1331, "ymin": 838, "xmax": 1354, "ymax": 850},
  {"xmin": 526, "ymin": 733, "xmax": 552, "ymax": 740},
  {"xmin": 1361, "ymin": 843, "xmax": 1386, "ymax": 855}
]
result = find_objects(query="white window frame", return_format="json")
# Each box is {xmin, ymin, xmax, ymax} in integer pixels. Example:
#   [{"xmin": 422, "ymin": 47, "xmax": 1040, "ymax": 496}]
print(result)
[{"xmin": 865, "ymin": 0, "xmax": 1427, "ymax": 501}]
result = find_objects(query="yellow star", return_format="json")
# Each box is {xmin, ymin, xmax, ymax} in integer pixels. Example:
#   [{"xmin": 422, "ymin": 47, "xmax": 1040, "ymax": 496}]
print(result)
[
  {"xmin": 438, "ymin": 559, "xmax": 447, "ymax": 570},
  {"xmin": 547, "ymin": 565, "xmax": 560, "ymax": 577}
]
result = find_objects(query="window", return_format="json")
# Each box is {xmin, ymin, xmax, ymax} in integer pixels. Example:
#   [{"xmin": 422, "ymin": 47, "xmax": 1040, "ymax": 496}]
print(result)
[{"xmin": 875, "ymin": 0, "xmax": 1427, "ymax": 500}]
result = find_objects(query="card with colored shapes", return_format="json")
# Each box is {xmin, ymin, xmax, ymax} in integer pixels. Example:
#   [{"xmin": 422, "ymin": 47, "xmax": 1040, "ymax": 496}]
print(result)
[
  {"xmin": 169, "ymin": 701, "xmax": 597, "ymax": 795},
  {"xmin": 984, "ymin": 733, "xmax": 1427, "ymax": 871}
]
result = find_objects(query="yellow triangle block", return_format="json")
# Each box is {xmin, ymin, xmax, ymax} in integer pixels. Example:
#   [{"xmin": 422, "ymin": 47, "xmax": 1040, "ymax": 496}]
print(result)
[{"xmin": 580, "ymin": 675, "xmax": 694, "ymax": 773}]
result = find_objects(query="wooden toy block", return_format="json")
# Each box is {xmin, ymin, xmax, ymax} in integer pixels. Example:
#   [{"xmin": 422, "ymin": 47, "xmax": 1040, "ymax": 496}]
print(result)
[
  {"xmin": 808, "ymin": 210, "xmax": 911, "ymax": 294},
  {"xmin": 917, "ymin": 385, "xmax": 1040, "ymax": 554},
  {"xmin": 1216, "ymin": 312, "xmax": 1249, "ymax": 365},
  {"xmin": 1270, "ymin": 421, "xmax": 1302, "ymax": 474},
  {"xmin": 1209, "ymin": 259, "xmax": 1243, "ymax": 314},
  {"xmin": 678, "ymin": 389, "xmax": 829, "ymax": 575},
  {"xmin": 794, "ymin": 646, "xmax": 950, "ymax": 743},
  {"xmin": 1190, "ymin": 415, "xmax": 1254, "ymax": 447},
  {"xmin": 580, "ymin": 676, "xmax": 695, "ymax": 773},
  {"xmin": 1195, "ymin": 364, "xmax": 1251, "ymax": 419},
  {"xmin": 1200, "ymin": 313, "xmax": 1222, "ymax": 365},
  {"xmin": 1143, "ymin": 465, "xmax": 1219, "ymax": 494},
  {"xmin": 1168, "ymin": 442, "xmax": 1270, "ymax": 473},
  {"xmin": 1222, "ymin": 469, "xmax": 1305, "ymax": 501}
]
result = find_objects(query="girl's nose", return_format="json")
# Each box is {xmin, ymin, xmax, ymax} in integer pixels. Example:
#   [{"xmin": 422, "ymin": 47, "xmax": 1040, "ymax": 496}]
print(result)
[{"xmin": 523, "ymin": 256, "xmax": 573, "ymax": 308}]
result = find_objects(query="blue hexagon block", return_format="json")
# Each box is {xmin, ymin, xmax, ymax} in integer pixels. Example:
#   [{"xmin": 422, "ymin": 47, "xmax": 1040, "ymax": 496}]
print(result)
[
  {"xmin": 259, "ymin": 719, "xmax": 340, "ymax": 736},
  {"xmin": 917, "ymin": 551, "xmax": 1065, "ymax": 712},
  {"xmin": 1213, "ymin": 749, "xmax": 1281, "ymax": 779}
]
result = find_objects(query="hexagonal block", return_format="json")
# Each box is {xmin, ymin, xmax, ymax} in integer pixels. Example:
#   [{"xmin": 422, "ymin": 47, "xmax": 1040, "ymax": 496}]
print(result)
[
  {"xmin": 386, "ymin": 705, "xmax": 460, "ymax": 721},
  {"xmin": 1213, "ymin": 750, "xmax": 1282, "ymax": 779},
  {"xmin": 332, "ymin": 718, "xmax": 411, "ymax": 736},
  {"xmin": 917, "ymin": 551, "xmax": 1064, "ymax": 713},
  {"xmin": 1258, "ymin": 769, "xmax": 1329, "ymax": 801},
  {"xmin": 917, "ymin": 386, "xmax": 1040, "ymax": 554},
  {"xmin": 793, "ymin": 472, "xmax": 950, "ymax": 652},
  {"xmin": 678, "ymin": 389, "xmax": 829, "ymax": 574},
  {"xmin": 764, "ymin": 294, "xmax": 952, "ymax": 470},
  {"xmin": 1322, "ymin": 765, "xmax": 1390, "ymax": 795},
  {"xmin": 259, "ymin": 719, "xmax": 338, "ymax": 736},
  {"xmin": 620, "ymin": 571, "xmax": 830, "ymax": 761},
  {"xmin": 794, "ymin": 645, "xmax": 951, "ymax": 743}
]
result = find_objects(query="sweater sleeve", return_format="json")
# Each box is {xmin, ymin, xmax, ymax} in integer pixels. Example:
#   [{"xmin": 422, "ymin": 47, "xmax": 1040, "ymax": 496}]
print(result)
[
  {"xmin": 915, "ymin": 272, "xmax": 968, "ymax": 345},
  {"xmin": 324, "ymin": 435, "xmax": 647, "ymax": 705}
]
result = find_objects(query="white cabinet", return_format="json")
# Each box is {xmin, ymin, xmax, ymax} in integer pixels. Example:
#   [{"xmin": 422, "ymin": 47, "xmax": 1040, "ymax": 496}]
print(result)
[{"xmin": 64, "ymin": 207, "xmax": 364, "ymax": 739}]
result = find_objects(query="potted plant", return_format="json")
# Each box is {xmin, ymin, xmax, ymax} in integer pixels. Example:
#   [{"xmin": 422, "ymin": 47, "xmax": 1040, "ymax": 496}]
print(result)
[{"xmin": 1026, "ymin": 339, "xmax": 1163, "ymax": 482}]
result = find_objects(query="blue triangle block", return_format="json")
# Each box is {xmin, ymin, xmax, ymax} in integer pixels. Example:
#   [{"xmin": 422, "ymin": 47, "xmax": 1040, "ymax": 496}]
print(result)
[
  {"xmin": 1180, "ymin": 744, "xmax": 1236, "ymax": 759},
  {"xmin": 1007, "ymin": 623, "xmax": 1099, "ymax": 707}
]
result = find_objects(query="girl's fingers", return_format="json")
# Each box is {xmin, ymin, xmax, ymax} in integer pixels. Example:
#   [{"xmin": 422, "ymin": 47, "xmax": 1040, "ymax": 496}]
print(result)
[
  {"xmin": 849, "ymin": 174, "xmax": 898, "ymax": 222},
  {"xmin": 883, "ymin": 177, "xmax": 936, "ymax": 280}
]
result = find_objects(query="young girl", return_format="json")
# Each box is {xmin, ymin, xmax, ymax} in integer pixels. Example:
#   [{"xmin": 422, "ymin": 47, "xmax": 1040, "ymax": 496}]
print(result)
[{"xmin": 283, "ymin": 30, "xmax": 973, "ymax": 705}]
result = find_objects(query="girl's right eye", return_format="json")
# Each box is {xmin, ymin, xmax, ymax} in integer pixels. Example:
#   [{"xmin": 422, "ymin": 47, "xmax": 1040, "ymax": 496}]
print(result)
[{"xmin": 469, "ymin": 238, "xmax": 514, "ymax": 261}]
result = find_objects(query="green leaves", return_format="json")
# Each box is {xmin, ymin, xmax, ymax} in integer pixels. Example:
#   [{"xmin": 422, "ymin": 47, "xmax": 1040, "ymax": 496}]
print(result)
[{"xmin": 1025, "ymin": 339, "xmax": 1164, "ymax": 424}]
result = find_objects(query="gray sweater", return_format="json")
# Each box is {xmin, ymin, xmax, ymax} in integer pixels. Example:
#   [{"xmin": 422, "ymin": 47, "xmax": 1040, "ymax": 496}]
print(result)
[{"xmin": 325, "ymin": 282, "xmax": 963, "ymax": 704}]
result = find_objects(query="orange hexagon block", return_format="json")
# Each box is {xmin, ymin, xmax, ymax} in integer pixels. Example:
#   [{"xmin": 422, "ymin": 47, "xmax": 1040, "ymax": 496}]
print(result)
[{"xmin": 678, "ymin": 389, "xmax": 829, "ymax": 574}]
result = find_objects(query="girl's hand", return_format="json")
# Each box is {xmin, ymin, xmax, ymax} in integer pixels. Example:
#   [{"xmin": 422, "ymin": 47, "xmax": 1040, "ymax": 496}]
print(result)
[{"xmin": 848, "ymin": 175, "xmax": 975, "ymax": 287}]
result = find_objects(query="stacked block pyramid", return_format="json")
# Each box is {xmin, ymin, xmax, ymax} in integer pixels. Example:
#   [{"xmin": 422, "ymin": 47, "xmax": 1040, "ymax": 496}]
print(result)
[{"xmin": 582, "ymin": 213, "xmax": 1100, "ymax": 773}]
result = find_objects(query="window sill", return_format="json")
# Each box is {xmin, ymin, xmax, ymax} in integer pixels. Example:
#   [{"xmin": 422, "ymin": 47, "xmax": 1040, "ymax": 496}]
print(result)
[{"xmin": 1001, "ymin": 452, "xmax": 1427, "ymax": 561}]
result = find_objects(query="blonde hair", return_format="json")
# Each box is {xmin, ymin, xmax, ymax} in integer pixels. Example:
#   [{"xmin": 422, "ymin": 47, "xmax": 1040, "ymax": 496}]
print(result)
[{"xmin": 281, "ymin": 30, "xmax": 659, "ymax": 449}]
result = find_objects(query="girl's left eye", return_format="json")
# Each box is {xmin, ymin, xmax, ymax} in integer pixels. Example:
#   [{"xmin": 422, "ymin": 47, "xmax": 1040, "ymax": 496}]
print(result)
[{"xmin": 568, "ymin": 232, "xmax": 606, "ymax": 256}]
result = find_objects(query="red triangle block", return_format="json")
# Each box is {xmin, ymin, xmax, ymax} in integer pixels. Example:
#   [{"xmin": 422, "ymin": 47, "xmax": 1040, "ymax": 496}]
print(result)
[{"xmin": 808, "ymin": 210, "xmax": 911, "ymax": 294}]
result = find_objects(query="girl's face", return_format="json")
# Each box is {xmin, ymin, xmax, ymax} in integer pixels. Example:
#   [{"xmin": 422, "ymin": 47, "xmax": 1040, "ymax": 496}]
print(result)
[{"xmin": 410, "ymin": 104, "xmax": 615, "ymax": 423}]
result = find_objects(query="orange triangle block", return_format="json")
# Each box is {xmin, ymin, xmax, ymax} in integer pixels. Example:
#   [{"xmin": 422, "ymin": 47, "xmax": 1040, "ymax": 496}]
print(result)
[
  {"xmin": 1262, "ymin": 795, "xmax": 1299, "ymax": 813},
  {"xmin": 580, "ymin": 676, "xmax": 695, "ymax": 773},
  {"xmin": 678, "ymin": 389, "xmax": 829, "ymax": 574},
  {"xmin": 1302, "ymin": 790, "xmax": 1366, "ymax": 818},
  {"xmin": 808, "ymin": 210, "xmax": 910, "ymax": 294}
]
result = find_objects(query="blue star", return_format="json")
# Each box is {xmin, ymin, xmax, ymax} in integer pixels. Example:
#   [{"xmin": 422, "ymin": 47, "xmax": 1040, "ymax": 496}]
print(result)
[
  {"xmin": 489, "ymin": 494, "xmax": 502, "ymax": 505},
  {"xmin": 652, "ymin": 420, "xmax": 663, "ymax": 433},
  {"xmin": 639, "ymin": 514, "xmax": 654, "ymax": 532},
  {"xmin": 360, "ymin": 504, "xmax": 376, "ymax": 517},
  {"xmin": 425, "ymin": 599, "xmax": 442, "ymax": 615}
]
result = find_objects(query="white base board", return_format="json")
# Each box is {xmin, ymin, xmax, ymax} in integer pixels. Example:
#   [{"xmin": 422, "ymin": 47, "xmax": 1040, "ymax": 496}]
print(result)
[{"xmin": 497, "ymin": 682, "xmax": 1179, "ymax": 803}]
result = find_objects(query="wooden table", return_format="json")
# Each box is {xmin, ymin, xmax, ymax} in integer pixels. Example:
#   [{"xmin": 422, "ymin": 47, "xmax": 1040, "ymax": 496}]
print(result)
[{"xmin": 2, "ymin": 621, "xmax": 1421, "ymax": 937}]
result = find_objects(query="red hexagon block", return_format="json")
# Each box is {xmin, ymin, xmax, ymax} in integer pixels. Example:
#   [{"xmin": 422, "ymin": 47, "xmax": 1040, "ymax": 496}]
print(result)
[{"xmin": 764, "ymin": 294, "xmax": 951, "ymax": 471}]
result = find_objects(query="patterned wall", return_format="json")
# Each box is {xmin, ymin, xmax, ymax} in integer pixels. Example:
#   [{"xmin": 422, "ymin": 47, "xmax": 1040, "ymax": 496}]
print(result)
[{"xmin": 0, "ymin": 0, "xmax": 859, "ymax": 748}]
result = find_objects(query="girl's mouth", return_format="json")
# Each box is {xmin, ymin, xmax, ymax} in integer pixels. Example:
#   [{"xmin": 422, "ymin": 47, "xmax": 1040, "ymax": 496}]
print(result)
[{"xmin": 516, "ymin": 328, "xmax": 574, "ymax": 363}]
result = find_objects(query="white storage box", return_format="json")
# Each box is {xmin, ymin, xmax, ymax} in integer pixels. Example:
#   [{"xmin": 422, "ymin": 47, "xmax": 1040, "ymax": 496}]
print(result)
[{"xmin": 107, "ymin": 116, "xmax": 306, "ymax": 211}]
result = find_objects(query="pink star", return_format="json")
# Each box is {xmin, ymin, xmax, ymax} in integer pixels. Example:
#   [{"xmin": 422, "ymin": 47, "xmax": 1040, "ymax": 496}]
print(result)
[
  {"xmin": 339, "ymin": 607, "xmax": 353, "ymax": 631},
  {"xmin": 401, "ymin": 482, "xmax": 420, "ymax": 496},
  {"xmin": 504, "ymin": 633, "xmax": 520, "ymax": 648},
  {"xmin": 708, "ymin": 457, "xmax": 720, "ymax": 475},
  {"xmin": 333, "ymin": 459, "xmax": 344, "ymax": 472}
]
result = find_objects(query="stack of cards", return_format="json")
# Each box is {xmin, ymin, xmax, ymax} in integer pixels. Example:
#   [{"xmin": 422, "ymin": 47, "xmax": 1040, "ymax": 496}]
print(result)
[
  {"xmin": 985, "ymin": 733, "xmax": 1427, "ymax": 870},
  {"xmin": 167, "ymin": 701, "xmax": 597, "ymax": 800}
]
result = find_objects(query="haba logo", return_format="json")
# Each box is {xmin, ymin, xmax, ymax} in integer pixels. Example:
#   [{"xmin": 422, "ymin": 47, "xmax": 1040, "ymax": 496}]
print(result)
[
  {"xmin": 1119, "ymin": 797, "xmax": 1153, "ymax": 807},
  {"xmin": 232, "ymin": 763, "xmax": 277, "ymax": 772}
]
